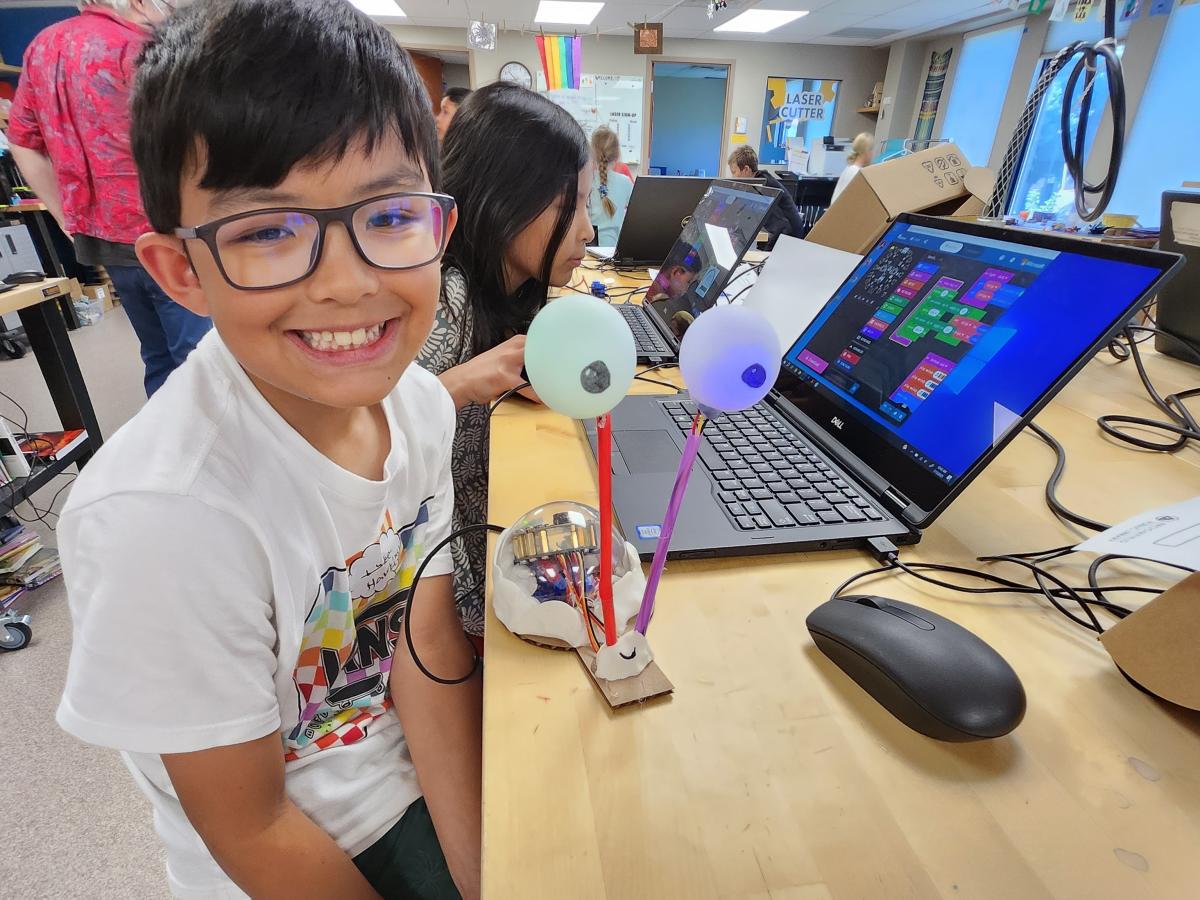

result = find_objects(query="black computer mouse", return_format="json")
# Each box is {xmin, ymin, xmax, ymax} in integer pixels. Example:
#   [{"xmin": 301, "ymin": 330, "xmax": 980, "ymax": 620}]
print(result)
[
  {"xmin": 806, "ymin": 595, "xmax": 1026, "ymax": 742},
  {"xmin": 3, "ymin": 271, "xmax": 45, "ymax": 285}
]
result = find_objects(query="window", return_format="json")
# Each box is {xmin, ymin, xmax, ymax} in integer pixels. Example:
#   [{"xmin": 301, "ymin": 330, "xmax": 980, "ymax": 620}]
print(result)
[
  {"xmin": 1006, "ymin": 12, "xmax": 1132, "ymax": 219},
  {"xmin": 1108, "ymin": 2, "xmax": 1200, "ymax": 227},
  {"xmin": 1007, "ymin": 44, "xmax": 1124, "ymax": 218},
  {"xmin": 940, "ymin": 24, "xmax": 1024, "ymax": 168}
]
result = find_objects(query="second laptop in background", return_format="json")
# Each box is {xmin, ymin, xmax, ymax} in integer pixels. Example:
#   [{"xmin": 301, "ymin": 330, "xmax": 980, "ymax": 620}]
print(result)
[
  {"xmin": 586, "ymin": 176, "xmax": 713, "ymax": 267},
  {"xmin": 615, "ymin": 179, "xmax": 780, "ymax": 364}
]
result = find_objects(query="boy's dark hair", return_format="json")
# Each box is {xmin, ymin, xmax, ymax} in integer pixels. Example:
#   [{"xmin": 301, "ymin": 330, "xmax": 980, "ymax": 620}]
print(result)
[
  {"xmin": 132, "ymin": 0, "xmax": 439, "ymax": 233},
  {"xmin": 444, "ymin": 87, "xmax": 473, "ymax": 106}
]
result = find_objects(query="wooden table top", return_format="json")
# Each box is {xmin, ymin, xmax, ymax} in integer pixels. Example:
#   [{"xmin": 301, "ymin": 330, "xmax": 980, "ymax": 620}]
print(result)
[
  {"xmin": 0, "ymin": 201, "xmax": 51, "ymax": 214},
  {"xmin": 0, "ymin": 277, "xmax": 70, "ymax": 317},
  {"xmin": 481, "ymin": 264, "xmax": 1200, "ymax": 900}
]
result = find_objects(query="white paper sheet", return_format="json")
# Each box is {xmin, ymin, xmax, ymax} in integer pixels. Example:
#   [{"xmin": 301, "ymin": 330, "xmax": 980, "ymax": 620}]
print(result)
[
  {"xmin": 1170, "ymin": 201, "xmax": 1200, "ymax": 249},
  {"xmin": 1076, "ymin": 496, "xmax": 1200, "ymax": 570},
  {"xmin": 742, "ymin": 235, "xmax": 862, "ymax": 352}
]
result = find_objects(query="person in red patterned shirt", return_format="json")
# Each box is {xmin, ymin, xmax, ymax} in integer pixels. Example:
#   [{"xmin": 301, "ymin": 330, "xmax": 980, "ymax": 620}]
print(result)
[{"xmin": 8, "ymin": 0, "xmax": 211, "ymax": 397}]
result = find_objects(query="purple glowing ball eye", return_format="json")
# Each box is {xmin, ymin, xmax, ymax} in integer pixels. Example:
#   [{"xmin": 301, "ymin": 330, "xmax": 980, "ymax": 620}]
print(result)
[
  {"xmin": 678, "ymin": 305, "xmax": 782, "ymax": 414},
  {"xmin": 742, "ymin": 364, "xmax": 766, "ymax": 389}
]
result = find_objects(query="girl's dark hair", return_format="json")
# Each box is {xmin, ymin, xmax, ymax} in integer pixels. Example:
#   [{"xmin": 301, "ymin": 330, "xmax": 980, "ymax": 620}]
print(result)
[
  {"xmin": 132, "ymin": 0, "xmax": 439, "ymax": 233},
  {"xmin": 441, "ymin": 82, "xmax": 589, "ymax": 356}
]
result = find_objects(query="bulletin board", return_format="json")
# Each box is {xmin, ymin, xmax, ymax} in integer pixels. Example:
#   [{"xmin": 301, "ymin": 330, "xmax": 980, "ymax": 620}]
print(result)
[{"xmin": 537, "ymin": 71, "xmax": 645, "ymax": 165}]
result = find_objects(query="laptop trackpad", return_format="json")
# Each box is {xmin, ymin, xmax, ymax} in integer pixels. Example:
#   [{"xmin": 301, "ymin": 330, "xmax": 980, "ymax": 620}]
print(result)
[{"xmin": 612, "ymin": 430, "xmax": 681, "ymax": 474}]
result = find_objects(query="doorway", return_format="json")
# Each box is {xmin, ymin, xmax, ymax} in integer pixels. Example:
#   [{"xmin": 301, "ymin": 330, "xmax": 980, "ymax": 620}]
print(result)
[{"xmin": 648, "ymin": 61, "xmax": 731, "ymax": 178}]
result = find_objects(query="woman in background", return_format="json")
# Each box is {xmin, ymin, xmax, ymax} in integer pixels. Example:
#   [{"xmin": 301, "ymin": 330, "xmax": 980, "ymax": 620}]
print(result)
[
  {"xmin": 832, "ymin": 132, "xmax": 876, "ymax": 203},
  {"xmin": 435, "ymin": 86, "xmax": 472, "ymax": 141},
  {"xmin": 587, "ymin": 125, "xmax": 634, "ymax": 246},
  {"xmin": 418, "ymin": 82, "xmax": 594, "ymax": 635}
]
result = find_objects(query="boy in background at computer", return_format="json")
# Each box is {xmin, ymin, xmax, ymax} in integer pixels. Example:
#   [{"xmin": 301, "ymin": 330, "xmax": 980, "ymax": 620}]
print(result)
[{"xmin": 53, "ymin": 1, "xmax": 477, "ymax": 897}]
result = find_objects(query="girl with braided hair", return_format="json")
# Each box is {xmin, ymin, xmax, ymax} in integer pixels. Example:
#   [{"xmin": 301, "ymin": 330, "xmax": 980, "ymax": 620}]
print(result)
[{"xmin": 587, "ymin": 125, "xmax": 634, "ymax": 246}]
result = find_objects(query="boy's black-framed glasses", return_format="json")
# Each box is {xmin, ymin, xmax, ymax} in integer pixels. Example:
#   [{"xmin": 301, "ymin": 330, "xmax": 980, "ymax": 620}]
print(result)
[{"xmin": 173, "ymin": 192, "xmax": 456, "ymax": 291}]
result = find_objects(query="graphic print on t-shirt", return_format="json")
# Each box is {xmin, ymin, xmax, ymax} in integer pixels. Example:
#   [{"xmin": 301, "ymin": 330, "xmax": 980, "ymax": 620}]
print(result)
[{"xmin": 285, "ymin": 498, "xmax": 435, "ymax": 761}]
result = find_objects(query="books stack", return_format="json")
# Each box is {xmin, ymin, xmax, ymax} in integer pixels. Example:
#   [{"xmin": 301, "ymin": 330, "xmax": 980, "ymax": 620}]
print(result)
[
  {"xmin": 19, "ymin": 429, "xmax": 87, "ymax": 462},
  {"xmin": 0, "ymin": 523, "xmax": 62, "ymax": 609},
  {"xmin": 0, "ymin": 423, "xmax": 88, "ymax": 488}
]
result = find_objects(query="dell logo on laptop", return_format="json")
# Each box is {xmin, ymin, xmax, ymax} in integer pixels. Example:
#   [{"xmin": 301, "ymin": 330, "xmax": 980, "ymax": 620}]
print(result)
[{"xmin": 831, "ymin": 416, "xmax": 845, "ymax": 430}]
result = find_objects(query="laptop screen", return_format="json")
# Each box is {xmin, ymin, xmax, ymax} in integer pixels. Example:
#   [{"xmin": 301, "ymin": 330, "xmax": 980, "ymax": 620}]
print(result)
[
  {"xmin": 774, "ymin": 216, "xmax": 1178, "ymax": 521},
  {"xmin": 646, "ymin": 181, "xmax": 778, "ymax": 340}
]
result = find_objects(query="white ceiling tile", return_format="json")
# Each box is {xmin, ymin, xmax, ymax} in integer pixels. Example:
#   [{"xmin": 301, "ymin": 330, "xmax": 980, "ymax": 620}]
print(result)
[{"xmin": 375, "ymin": 0, "xmax": 1018, "ymax": 45}]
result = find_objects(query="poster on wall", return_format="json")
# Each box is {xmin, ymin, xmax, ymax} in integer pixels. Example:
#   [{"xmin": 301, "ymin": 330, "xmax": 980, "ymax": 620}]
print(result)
[
  {"xmin": 758, "ymin": 77, "xmax": 840, "ymax": 166},
  {"xmin": 913, "ymin": 49, "xmax": 953, "ymax": 145}
]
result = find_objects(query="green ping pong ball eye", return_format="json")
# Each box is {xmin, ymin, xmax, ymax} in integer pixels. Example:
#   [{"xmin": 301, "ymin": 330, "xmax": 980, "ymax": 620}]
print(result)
[
  {"xmin": 678, "ymin": 305, "xmax": 781, "ymax": 414},
  {"xmin": 524, "ymin": 295, "xmax": 637, "ymax": 420}
]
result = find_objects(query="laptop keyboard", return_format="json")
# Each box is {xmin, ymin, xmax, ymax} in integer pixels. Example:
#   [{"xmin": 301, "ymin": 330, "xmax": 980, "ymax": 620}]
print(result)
[
  {"xmin": 661, "ymin": 400, "xmax": 888, "ymax": 530},
  {"xmin": 615, "ymin": 303, "xmax": 673, "ymax": 356}
]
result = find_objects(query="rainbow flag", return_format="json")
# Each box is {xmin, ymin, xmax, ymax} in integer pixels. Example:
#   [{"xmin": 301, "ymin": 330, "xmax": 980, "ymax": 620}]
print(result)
[{"xmin": 535, "ymin": 34, "xmax": 582, "ymax": 90}]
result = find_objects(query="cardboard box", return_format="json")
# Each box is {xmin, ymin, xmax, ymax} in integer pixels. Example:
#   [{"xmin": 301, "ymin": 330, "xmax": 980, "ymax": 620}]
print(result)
[
  {"xmin": 806, "ymin": 143, "xmax": 994, "ymax": 254},
  {"xmin": 83, "ymin": 281, "xmax": 114, "ymax": 311}
]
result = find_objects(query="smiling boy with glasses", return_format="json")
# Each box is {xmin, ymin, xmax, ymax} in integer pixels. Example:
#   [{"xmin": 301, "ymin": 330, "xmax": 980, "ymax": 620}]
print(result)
[{"xmin": 53, "ymin": 1, "xmax": 478, "ymax": 898}]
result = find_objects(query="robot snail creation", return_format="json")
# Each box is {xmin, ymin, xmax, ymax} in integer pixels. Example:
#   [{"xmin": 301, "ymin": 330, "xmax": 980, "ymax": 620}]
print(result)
[{"xmin": 493, "ymin": 294, "xmax": 779, "ymax": 705}]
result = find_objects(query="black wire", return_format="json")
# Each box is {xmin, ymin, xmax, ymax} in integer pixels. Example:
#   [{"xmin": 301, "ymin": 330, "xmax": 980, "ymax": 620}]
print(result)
[
  {"xmin": 986, "ymin": 1, "xmax": 1126, "ymax": 221},
  {"xmin": 894, "ymin": 559, "xmax": 1103, "ymax": 634},
  {"xmin": 976, "ymin": 553, "xmax": 1161, "ymax": 601},
  {"xmin": 1087, "ymin": 554, "xmax": 1136, "ymax": 615},
  {"xmin": 829, "ymin": 563, "xmax": 895, "ymax": 599},
  {"xmin": 1026, "ymin": 423, "xmax": 1110, "ymax": 532},
  {"xmin": 0, "ymin": 387, "xmax": 31, "ymax": 437},
  {"xmin": 12, "ymin": 473, "xmax": 75, "ymax": 531},
  {"xmin": 724, "ymin": 281, "xmax": 756, "ymax": 305},
  {"xmin": 1085, "ymin": 554, "xmax": 1194, "ymax": 612},
  {"xmin": 402, "ymin": 522, "xmax": 505, "ymax": 685},
  {"xmin": 599, "ymin": 260, "xmax": 652, "ymax": 281},
  {"xmin": 633, "ymin": 374, "xmax": 680, "ymax": 391},
  {"xmin": 638, "ymin": 361, "xmax": 679, "ymax": 376},
  {"xmin": 720, "ymin": 262, "xmax": 765, "ymax": 304},
  {"xmin": 828, "ymin": 550, "xmax": 1174, "ymax": 637},
  {"xmin": 987, "ymin": 543, "xmax": 1079, "ymax": 561},
  {"xmin": 487, "ymin": 381, "xmax": 532, "ymax": 420},
  {"xmin": 1059, "ymin": 0, "xmax": 1125, "ymax": 222},
  {"xmin": 1096, "ymin": 326, "xmax": 1200, "ymax": 452},
  {"xmin": 972, "ymin": 555, "xmax": 1105, "ymax": 631},
  {"xmin": 0, "ymin": 388, "xmax": 66, "ymax": 520}
]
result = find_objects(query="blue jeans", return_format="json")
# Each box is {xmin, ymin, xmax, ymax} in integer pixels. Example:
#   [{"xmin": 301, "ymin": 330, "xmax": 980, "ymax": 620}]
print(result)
[{"xmin": 106, "ymin": 264, "xmax": 212, "ymax": 397}]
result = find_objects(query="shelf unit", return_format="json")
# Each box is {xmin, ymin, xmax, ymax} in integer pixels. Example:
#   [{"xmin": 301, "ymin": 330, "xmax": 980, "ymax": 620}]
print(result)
[
  {"xmin": 856, "ymin": 105, "xmax": 881, "ymax": 115},
  {"xmin": 0, "ymin": 441, "xmax": 90, "ymax": 515},
  {"xmin": 0, "ymin": 280, "xmax": 101, "ymax": 519}
]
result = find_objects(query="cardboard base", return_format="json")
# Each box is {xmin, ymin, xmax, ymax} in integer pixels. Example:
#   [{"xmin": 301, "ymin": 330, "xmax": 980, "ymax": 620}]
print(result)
[
  {"xmin": 516, "ymin": 632, "xmax": 574, "ymax": 651},
  {"xmin": 575, "ymin": 645, "xmax": 674, "ymax": 708},
  {"xmin": 1099, "ymin": 572, "xmax": 1200, "ymax": 711}
]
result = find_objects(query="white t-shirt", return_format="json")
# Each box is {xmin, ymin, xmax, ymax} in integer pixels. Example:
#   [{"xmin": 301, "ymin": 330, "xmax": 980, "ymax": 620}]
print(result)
[
  {"xmin": 56, "ymin": 331, "xmax": 456, "ymax": 899},
  {"xmin": 832, "ymin": 162, "xmax": 864, "ymax": 203}
]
